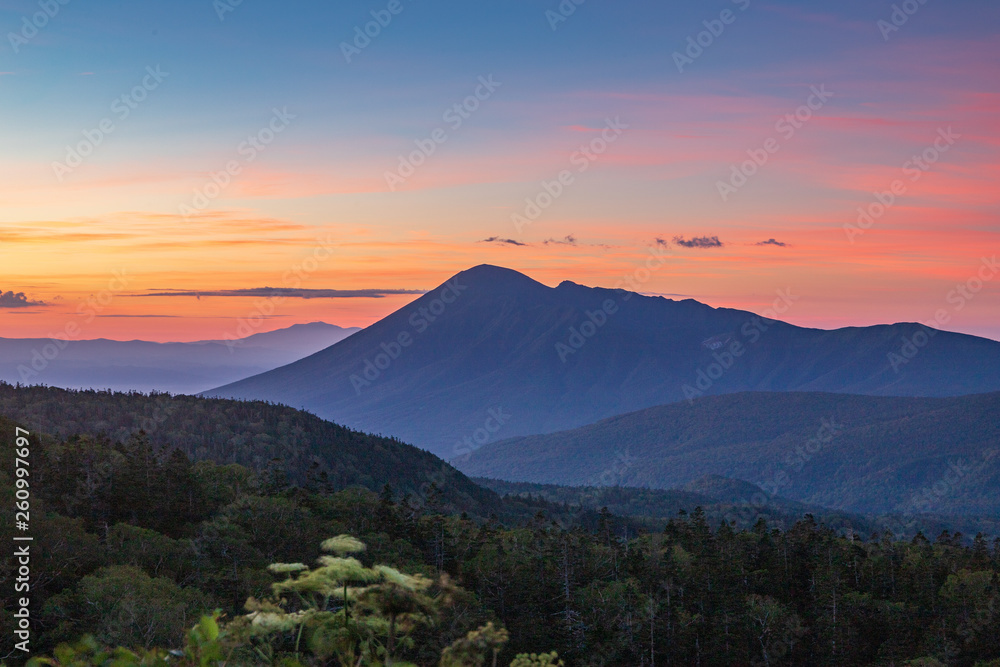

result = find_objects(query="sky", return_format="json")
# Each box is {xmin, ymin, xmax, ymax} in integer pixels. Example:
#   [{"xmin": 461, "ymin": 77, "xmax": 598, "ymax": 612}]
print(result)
[{"xmin": 1, "ymin": 0, "xmax": 998, "ymax": 342}]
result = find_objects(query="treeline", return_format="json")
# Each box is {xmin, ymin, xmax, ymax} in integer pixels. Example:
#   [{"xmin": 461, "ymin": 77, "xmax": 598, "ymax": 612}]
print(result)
[
  {"xmin": 0, "ymin": 382, "xmax": 500, "ymax": 515},
  {"xmin": 479, "ymin": 477, "xmax": 1000, "ymax": 547},
  {"xmin": 3, "ymin": 418, "xmax": 1000, "ymax": 665}
]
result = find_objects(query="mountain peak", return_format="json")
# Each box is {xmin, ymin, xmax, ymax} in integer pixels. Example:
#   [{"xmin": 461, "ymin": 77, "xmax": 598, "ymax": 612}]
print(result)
[
  {"xmin": 453, "ymin": 264, "xmax": 550, "ymax": 292},
  {"xmin": 207, "ymin": 265, "xmax": 1000, "ymax": 457}
]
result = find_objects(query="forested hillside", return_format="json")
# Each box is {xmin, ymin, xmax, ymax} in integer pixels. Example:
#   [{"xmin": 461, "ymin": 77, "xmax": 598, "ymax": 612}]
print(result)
[
  {"xmin": 0, "ymin": 382, "xmax": 498, "ymax": 516},
  {"xmin": 3, "ymin": 410, "xmax": 1000, "ymax": 664},
  {"xmin": 458, "ymin": 391, "xmax": 1000, "ymax": 517}
]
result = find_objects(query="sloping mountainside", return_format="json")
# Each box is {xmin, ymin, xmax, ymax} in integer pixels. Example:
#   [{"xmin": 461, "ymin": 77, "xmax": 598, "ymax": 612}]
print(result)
[
  {"xmin": 0, "ymin": 382, "xmax": 497, "ymax": 516},
  {"xmin": 205, "ymin": 265, "xmax": 1000, "ymax": 458},
  {"xmin": 0, "ymin": 322, "xmax": 359, "ymax": 394},
  {"xmin": 455, "ymin": 391, "xmax": 1000, "ymax": 517}
]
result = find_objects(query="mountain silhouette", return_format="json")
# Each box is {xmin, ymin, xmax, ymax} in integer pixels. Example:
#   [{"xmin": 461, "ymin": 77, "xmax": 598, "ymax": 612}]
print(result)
[
  {"xmin": 206, "ymin": 265, "xmax": 1000, "ymax": 457},
  {"xmin": 1, "ymin": 322, "xmax": 358, "ymax": 394}
]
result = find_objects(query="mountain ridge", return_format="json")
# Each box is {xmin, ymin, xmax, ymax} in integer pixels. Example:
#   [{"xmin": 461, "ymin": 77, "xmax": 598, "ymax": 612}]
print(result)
[
  {"xmin": 455, "ymin": 390, "xmax": 1000, "ymax": 517},
  {"xmin": 1, "ymin": 321, "xmax": 359, "ymax": 394},
  {"xmin": 205, "ymin": 265, "xmax": 1000, "ymax": 457}
]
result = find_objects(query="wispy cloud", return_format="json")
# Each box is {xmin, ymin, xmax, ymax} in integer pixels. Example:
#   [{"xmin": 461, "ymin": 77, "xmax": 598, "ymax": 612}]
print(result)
[
  {"xmin": 674, "ymin": 235, "xmax": 723, "ymax": 249},
  {"xmin": 543, "ymin": 235, "xmax": 578, "ymax": 246},
  {"xmin": 755, "ymin": 238, "xmax": 788, "ymax": 247},
  {"xmin": 479, "ymin": 237, "xmax": 528, "ymax": 247},
  {"xmin": 129, "ymin": 287, "xmax": 426, "ymax": 299},
  {"xmin": 0, "ymin": 291, "xmax": 46, "ymax": 309},
  {"xmin": 97, "ymin": 314, "xmax": 185, "ymax": 318},
  {"xmin": 0, "ymin": 213, "xmax": 315, "ymax": 250}
]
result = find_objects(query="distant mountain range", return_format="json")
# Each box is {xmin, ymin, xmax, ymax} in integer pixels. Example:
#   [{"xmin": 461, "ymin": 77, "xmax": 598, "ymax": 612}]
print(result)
[
  {"xmin": 206, "ymin": 265, "xmax": 1000, "ymax": 458},
  {"xmin": 456, "ymin": 391, "xmax": 1000, "ymax": 517},
  {"xmin": 4, "ymin": 382, "xmax": 995, "ymax": 535},
  {"xmin": 0, "ymin": 322, "xmax": 359, "ymax": 394}
]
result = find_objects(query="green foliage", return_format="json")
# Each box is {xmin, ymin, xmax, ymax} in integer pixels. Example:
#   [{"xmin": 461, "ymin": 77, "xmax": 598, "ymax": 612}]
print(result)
[
  {"xmin": 43, "ymin": 566, "xmax": 213, "ymax": 650},
  {"xmin": 104, "ymin": 523, "xmax": 195, "ymax": 581},
  {"xmin": 322, "ymin": 534, "xmax": 366, "ymax": 555},
  {"xmin": 23, "ymin": 613, "xmax": 227, "ymax": 667},
  {"xmin": 233, "ymin": 537, "xmax": 446, "ymax": 665},
  {"xmin": 4, "ymin": 388, "xmax": 1000, "ymax": 666},
  {"xmin": 508, "ymin": 652, "xmax": 563, "ymax": 667},
  {"xmin": 439, "ymin": 622, "xmax": 509, "ymax": 667},
  {"xmin": 182, "ymin": 613, "xmax": 226, "ymax": 667},
  {"xmin": 25, "ymin": 635, "xmax": 172, "ymax": 666}
]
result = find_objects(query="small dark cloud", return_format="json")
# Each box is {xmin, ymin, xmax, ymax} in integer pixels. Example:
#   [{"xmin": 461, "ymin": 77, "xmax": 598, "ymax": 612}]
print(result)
[
  {"xmin": 543, "ymin": 235, "xmax": 578, "ymax": 246},
  {"xmin": 654, "ymin": 237, "xmax": 670, "ymax": 247},
  {"xmin": 0, "ymin": 291, "xmax": 45, "ymax": 309},
  {"xmin": 674, "ymin": 235, "xmax": 723, "ymax": 249},
  {"xmin": 479, "ymin": 237, "xmax": 527, "ymax": 247},
  {"xmin": 640, "ymin": 291, "xmax": 692, "ymax": 298},
  {"xmin": 755, "ymin": 238, "xmax": 788, "ymax": 247},
  {"xmin": 129, "ymin": 287, "xmax": 426, "ymax": 300}
]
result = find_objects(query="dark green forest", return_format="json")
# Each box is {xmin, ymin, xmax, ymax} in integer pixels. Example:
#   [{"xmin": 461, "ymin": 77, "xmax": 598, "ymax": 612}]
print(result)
[
  {"xmin": 0, "ymin": 383, "xmax": 500, "ymax": 516},
  {"xmin": 2, "ymin": 386, "xmax": 1000, "ymax": 665}
]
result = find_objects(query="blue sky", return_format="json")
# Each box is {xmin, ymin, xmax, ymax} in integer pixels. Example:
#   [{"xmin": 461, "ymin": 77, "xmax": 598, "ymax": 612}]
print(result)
[{"xmin": 2, "ymin": 0, "xmax": 999, "ymax": 342}]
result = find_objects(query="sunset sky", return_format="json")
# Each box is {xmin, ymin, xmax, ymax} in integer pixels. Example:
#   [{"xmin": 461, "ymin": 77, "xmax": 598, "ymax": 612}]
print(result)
[{"xmin": 1, "ymin": 0, "xmax": 998, "ymax": 342}]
